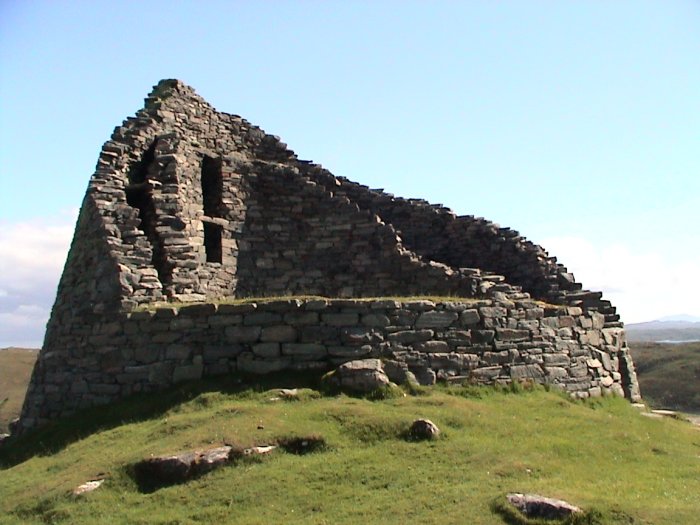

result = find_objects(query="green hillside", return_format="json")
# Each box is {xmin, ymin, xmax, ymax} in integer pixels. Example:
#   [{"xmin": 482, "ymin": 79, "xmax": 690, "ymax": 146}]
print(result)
[
  {"xmin": 1, "ymin": 377, "xmax": 698, "ymax": 525},
  {"xmin": 0, "ymin": 348, "xmax": 38, "ymax": 433},
  {"xmin": 629, "ymin": 342, "xmax": 700, "ymax": 414}
]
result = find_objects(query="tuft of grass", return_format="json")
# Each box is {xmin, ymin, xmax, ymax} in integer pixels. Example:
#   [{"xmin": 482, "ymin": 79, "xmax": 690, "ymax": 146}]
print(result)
[
  {"xmin": 276, "ymin": 434, "xmax": 327, "ymax": 455},
  {"xmin": 134, "ymin": 294, "xmax": 563, "ymax": 313}
]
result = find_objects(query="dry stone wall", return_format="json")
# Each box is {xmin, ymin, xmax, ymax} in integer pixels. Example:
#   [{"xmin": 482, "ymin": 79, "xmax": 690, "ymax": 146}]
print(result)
[
  {"xmin": 16, "ymin": 79, "xmax": 640, "ymax": 434},
  {"xmin": 19, "ymin": 298, "xmax": 638, "ymax": 430}
]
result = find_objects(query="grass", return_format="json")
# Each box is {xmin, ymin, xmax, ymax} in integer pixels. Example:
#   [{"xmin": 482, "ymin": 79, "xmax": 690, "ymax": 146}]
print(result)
[
  {"xmin": 0, "ymin": 348, "xmax": 38, "ymax": 433},
  {"xmin": 1, "ymin": 377, "xmax": 698, "ymax": 525},
  {"xmin": 134, "ymin": 294, "xmax": 562, "ymax": 312},
  {"xmin": 629, "ymin": 341, "xmax": 700, "ymax": 413}
]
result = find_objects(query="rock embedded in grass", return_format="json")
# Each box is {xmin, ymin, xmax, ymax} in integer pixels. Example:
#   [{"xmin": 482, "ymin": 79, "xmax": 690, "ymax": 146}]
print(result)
[
  {"xmin": 409, "ymin": 419, "xmax": 441, "ymax": 440},
  {"xmin": 133, "ymin": 444, "xmax": 276, "ymax": 489},
  {"xmin": 72, "ymin": 479, "xmax": 104, "ymax": 496},
  {"xmin": 506, "ymin": 493, "xmax": 581, "ymax": 520}
]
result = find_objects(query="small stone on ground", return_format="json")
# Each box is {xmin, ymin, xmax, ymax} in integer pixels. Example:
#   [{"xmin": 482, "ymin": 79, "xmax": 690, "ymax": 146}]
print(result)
[{"xmin": 409, "ymin": 419, "xmax": 441, "ymax": 440}]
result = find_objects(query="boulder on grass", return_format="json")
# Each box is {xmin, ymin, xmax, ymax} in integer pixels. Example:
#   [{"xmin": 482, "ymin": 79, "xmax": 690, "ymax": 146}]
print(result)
[
  {"xmin": 327, "ymin": 359, "xmax": 394, "ymax": 393},
  {"xmin": 506, "ymin": 493, "xmax": 582, "ymax": 520},
  {"xmin": 409, "ymin": 419, "xmax": 441, "ymax": 440},
  {"xmin": 135, "ymin": 446, "xmax": 233, "ymax": 487}
]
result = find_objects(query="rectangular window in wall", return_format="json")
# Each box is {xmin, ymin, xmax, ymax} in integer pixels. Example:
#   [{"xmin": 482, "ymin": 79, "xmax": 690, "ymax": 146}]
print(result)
[
  {"xmin": 201, "ymin": 156, "xmax": 223, "ymax": 217},
  {"xmin": 203, "ymin": 221, "xmax": 223, "ymax": 263}
]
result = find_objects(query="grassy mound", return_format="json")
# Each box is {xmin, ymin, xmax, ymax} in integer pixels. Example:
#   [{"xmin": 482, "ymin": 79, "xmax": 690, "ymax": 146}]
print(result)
[
  {"xmin": 0, "ymin": 378, "xmax": 699, "ymax": 524},
  {"xmin": 0, "ymin": 348, "xmax": 38, "ymax": 433}
]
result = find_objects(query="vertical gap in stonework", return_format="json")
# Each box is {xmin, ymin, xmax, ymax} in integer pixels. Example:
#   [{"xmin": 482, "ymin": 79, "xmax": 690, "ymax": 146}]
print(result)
[
  {"xmin": 125, "ymin": 143, "xmax": 171, "ymax": 284},
  {"xmin": 201, "ymin": 156, "xmax": 223, "ymax": 218},
  {"xmin": 203, "ymin": 222, "xmax": 223, "ymax": 263},
  {"xmin": 201, "ymin": 156, "xmax": 224, "ymax": 263}
]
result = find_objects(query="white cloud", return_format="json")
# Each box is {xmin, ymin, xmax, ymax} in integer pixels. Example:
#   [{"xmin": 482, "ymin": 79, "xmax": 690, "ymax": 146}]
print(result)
[
  {"xmin": 541, "ymin": 235, "xmax": 700, "ymax": 324},
  {"xmin": 0, "ymin": 213, "xmax": 75, "ymax": 348}
]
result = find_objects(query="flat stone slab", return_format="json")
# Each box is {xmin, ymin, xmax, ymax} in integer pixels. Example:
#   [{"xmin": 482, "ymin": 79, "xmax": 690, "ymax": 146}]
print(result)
[
  {"xmin": 72, "ymin": 479, "xmax": 105, "ymax": 496},
  {"xmin": 134, "ymin": 444, "xmax": 276, "ymax": 489},
  {"xmin": 506, "ymin": 493, "xmax": 581, "ymax": 520}
]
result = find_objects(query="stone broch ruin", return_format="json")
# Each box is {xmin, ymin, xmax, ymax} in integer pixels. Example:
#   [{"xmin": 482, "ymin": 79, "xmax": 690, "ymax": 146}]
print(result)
[{"xmin": 17, "ymin": 79, "xmax": 640, "ymax": 433}]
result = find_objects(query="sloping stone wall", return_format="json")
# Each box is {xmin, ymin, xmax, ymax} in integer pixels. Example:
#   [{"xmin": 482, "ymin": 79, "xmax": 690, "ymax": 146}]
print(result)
[{"xmin": 19, "ymin": 298, "xmax": 639, "ymax": 431}]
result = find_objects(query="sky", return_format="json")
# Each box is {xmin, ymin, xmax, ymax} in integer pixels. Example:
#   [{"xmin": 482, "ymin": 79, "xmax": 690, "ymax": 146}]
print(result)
[{"xmin": 1, "ymin": 1, "xmax": 699, "ymax": 347}]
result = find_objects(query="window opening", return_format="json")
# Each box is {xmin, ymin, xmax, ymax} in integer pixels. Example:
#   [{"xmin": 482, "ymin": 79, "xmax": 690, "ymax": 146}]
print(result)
[
  {"xmin": 203, "ymin": 222, "xmax": 223, "ymax": 263},
  {"xmin": 201, "ymin": 156, "xmax": 223, "ymax": 217},
  {"xmin": 125, "ymin": 143, "xmax": 171, "ymax": 283}
]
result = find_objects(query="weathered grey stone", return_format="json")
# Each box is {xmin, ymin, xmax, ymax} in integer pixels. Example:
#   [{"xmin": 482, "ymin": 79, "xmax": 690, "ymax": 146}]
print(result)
[
  {"xmin": 173, "ymin": 360, "xmax": 203, "ymax": 383},
  {"xmin": 506, "ymin": 493, "xmax": 581, "ymax": 520},
  {"xmin": 409, "ymin": 419, "xmax": 440, "ymax": 440},
  {"xmin": 322, "ymin": 313, "xmax": 359, "ymax": 326},
  {"xmin": 470, "ymin": 366, "xmax": 503, "ymax": 381},
  {"xmin": 415, "ymin": 311, "xmax": 458, "ymax": 328},
  {"xmin": 413, "ymin": 340, "xmax": 449, "ymax": 353},
  {"xmin": 244, "ymin": 312, "xmax": 282, "ymax": 326},
  {"xmin": 341, "ymin": 327, "xmax": 382, "ymax": 345},
  {"xmin": 225, "ymin": 326, "xmax": 261, "ymax": 343},
  {"xmin": 237, "ymin": 353, "xmax": 292, "ymax": 374},
  {"xmin": 387, "ymin": 329, "xmax": 434, "ymax": 343},
  {"xmin": 331, "ymin": 359, "xmax": 392, "ymax": 393},
  {"xmin": 281, "ymin": 343, "xmax": 327, "ymax": 359},
  {"xmin": 479, "ymin": 306, "xmax": 507, "ymax": 318},
  {"xmin": 472, "ymin": 329, "xmax": 495, "ymax": 343},
  {"xmin": 252, "ymin": 343, "xmax": 281, "ymax": 358},
  {"xmin": 545, "ymin": 366, "xmax": 568, "ymax": 379},
  {"xmin": 73, "ymin": 479, "xmax": 105, "ymax": 496},
  {"xmin": 361, "ymin": 313, "xmax": 391, "ymax": 327},
  {"xmin": 383, "ymin": 360, "xmax": 419, "ymax": 386},
  {"xmin": 283, "ymin": 311, "xmax": 319, "ymax": 325},
  {"xmin": 300, "ymin": 325, "xmax": 338, "ymax": 343},
  {"xmin": 496, "ymin": 328, "xmax": 529, "ymax": 342},
  {"xmin": 509, "ymin": 364, "xmax": 544, "ymax": 380},
  {"xmin": 327, "ymin": 345, "xmax": 373, "ymax": 358},
  {"xmin": 165, "ymin": 344, "xmax": 191, "ymax": 360},
  {"xmin": 134, "ymin": 446, "xmax": 233, "ymax": 486},
  {"xmin": 543, "ymin": 354, "xmax": 570, "ymax": 366},
  {"xmin": 600, "ymin": 375, "xmax": 614, "ymax": 387},
  {"xmin": 260, "ymin": 325, "xmax": 297, "ymax": 342},
  {"xmin": 459, "ymin": 309, "xmax": 480, "ymax": 326}
]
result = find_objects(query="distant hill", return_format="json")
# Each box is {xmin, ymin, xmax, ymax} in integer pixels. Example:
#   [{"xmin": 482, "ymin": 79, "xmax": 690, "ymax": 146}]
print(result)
[
  {"xmin": 628, "ymin": 341, "xmax": 700, "ymax": 413},
  {"xmin": 0, "ymin": 347, "xmax": 39, "ymax": 433},
  {"xmin": 625, "ymin": 320, "xmax": 700, "ymax": 343}
]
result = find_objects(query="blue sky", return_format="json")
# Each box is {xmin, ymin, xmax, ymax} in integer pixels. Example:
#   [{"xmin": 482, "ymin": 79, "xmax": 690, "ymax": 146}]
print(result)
[{"xmin": 1, "ymin": 1, "xmax": 699, "ymax": 346}]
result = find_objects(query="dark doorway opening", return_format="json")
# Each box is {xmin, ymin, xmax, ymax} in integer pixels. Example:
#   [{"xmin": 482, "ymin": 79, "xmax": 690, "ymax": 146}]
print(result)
[{"xmin": 203, "ymin": 222, "xmax": 223, "ymax": 263}]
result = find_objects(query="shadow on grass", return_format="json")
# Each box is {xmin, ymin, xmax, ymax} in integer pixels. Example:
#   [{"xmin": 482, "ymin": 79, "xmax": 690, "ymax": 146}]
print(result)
[{"xmin": 0, "ymin": 370, "xmax": 326, "ymax": 469}]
